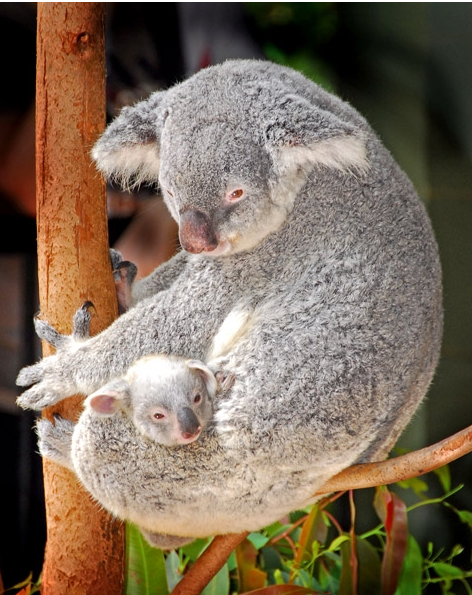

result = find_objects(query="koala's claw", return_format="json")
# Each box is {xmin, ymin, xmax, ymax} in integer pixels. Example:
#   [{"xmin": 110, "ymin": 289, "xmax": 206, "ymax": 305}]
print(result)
[
  {"xmin": 36, "ymin": 416, "xmax": 75, "ymax": 469},
  {"xmin": 16, "ymin": 384, "xmax": 61, "ymax": 411},
  {"xmin": 16, "ymin": 362, "xmax": 44, "ymax": 388},
  {"xmin": 72, "ymin": 301, "xmax": 95, "ymax": 340},
  {"xmin": 113, "ymin": 261, "xmax": 138, "ymax": 314},
  {"xmin": 34, "ymin": 316, "xmax": 66, "ymax": 349}
]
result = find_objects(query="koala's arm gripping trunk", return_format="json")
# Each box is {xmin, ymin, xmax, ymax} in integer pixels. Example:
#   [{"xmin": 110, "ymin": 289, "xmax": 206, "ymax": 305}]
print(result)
[{"xmin": 36, "ymin": 4, "xmax": 124, "ymax": 592}]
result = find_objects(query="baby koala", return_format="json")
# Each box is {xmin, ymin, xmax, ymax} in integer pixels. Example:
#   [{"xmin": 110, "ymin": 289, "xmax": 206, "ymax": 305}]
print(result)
[{"xmin": 86, "ymin": 353, "xmax": 234, "ymax": 446}]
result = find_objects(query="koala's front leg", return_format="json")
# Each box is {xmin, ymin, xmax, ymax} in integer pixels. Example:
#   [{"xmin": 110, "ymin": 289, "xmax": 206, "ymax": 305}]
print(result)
[{"xmin": 35, "ymin": 415, "xmax": 76, "ymax": 472}]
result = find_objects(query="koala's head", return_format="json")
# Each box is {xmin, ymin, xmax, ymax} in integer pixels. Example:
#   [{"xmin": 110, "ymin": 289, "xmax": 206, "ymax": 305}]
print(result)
[
  {"xmin": 85, "ymin": 355, "xmax": 217, "ymax": 447},
  {"xmin": 92, "ymin": 60, "xmax": 369, "ymax": 257}
]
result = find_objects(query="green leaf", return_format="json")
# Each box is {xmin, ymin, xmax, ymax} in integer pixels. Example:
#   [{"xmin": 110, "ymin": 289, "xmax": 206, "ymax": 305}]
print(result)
[
  {"xmin": 453, "ymin": 508, "xmax": 472, "ymax": 531},
  {"xmin": 125, "ymin": 523, "xmax": 169, "ymax": 595},
  {"xmin": 433, "ymin": 464, "xmax": 451, "ymax": 493},
  {"xmin": 248, "ymin": 531, "xmax": 272, "ymax": 550},
  {"xmin": 293, "ymin": 504, "xmax": 327, "ymax": 571},
  {"xmin": 394, "ymin": 535, "xmax": 423, "ymax": 595},
  {"xmin": 432, "ymin": 562, "xmax": 466, "ymax": 578},
  {"xmin": 200, "ymin": 563, "xmax": 230, "ymax": 595},
  {"xmin": 165, "ymin": 550, "xmax": 182, "ymax": 592},
  {"xmin": 327, "ymin": 535, "xmax": 350, "ymax": 553}
]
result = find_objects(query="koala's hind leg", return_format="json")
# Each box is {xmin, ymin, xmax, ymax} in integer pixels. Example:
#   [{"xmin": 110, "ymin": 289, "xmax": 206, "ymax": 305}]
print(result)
[
  {"xmin": 138, "ymin": 527, "xmax": 194, "ymax": 550},
  {"xmin": 36, "ymin": 414, "xmax": 76, "ymax": 472}
]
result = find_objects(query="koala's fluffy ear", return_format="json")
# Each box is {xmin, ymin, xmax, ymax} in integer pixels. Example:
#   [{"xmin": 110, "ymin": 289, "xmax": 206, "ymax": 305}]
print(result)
[
  {"xmin": 91, "ymin": 91, "xmax": 167, "ymax": 189},
  {"xmin": 85, "ymin": 380, "xmax": 130, "ymax": 417},
  {"xmin": 187, "ymin": 360, "xmax": 218, "ymax": 397},
  {"xmin": 263, "ymin": 95, "xmax": 369, "ymax": 175}
]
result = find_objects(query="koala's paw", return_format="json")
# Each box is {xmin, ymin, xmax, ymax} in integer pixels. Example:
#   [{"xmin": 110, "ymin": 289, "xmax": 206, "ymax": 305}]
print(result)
[
  {"xmin": 16, "ymin": 365, "xmax": 67, "ymax": 411},
  {"xmin": 16, "ymin": 304, "xmax": 94, "ymax": 411},
  {"xmin": 36, "ymin": 415, "xmax": 75, "ymax": 470},
  {"xmin": 215, "ymin": 370, "xmax": 236, "ymax": 393},
  {"xmin": 138, "ymin": 527, "xmax": 194, "ymax": 550},
  {"xmin": 114, "ymin": 265, "xmax": 138, "ymax": 314}
]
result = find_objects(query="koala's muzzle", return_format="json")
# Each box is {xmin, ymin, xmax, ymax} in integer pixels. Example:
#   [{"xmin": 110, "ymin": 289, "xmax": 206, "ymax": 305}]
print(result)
[
  {"xmin": 179, "ymin": 209, "xmax": 218, "ymax": 254},
  {"xmin": 177, "ymin": 406, "xmax": 202, "ymax": 440}
]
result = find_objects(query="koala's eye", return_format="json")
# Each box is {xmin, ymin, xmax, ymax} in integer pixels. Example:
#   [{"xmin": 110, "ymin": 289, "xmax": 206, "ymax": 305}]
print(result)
[
  {"xmin": 193, "ymin": 393, "xmax": 202, "ymax": 404},
  {"xmin": 153, "ymin": 412, "xmax": 165, "ymax": 420},
  {"xmin": 166, "ymin": 189, "xmax": 174, "ymax": 198},
  {"xmin": 225, "ymin": 188, "xmax": 244, "ymax": 203}
]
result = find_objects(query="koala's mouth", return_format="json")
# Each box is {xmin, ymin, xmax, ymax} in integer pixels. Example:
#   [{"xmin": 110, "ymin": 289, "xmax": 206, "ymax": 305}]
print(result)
[{"xmin": 205, "ymin": 240, "xmax": 232, "ymax": 257}]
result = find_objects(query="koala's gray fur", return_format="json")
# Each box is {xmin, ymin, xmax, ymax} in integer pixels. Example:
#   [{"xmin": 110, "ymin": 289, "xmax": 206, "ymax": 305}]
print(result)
[{"xmin": 17, "ymin": 59, "xmax": 442, "ymax": 540}]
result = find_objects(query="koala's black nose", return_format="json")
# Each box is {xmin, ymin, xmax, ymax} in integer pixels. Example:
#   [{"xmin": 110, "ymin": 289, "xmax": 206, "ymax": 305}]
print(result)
[
  {"xmin": 179, "ymin": 208, "xmax": 218, "ymax": 254},
  {"xmin": 177, "ymin": 406, "xmax": 201, "ymax": 440}
]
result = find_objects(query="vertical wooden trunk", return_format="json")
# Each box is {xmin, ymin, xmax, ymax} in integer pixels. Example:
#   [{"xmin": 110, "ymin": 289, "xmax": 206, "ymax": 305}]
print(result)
[{"xmin": 36, "ymin": 3, "xmax": 124, "ymax": 592}]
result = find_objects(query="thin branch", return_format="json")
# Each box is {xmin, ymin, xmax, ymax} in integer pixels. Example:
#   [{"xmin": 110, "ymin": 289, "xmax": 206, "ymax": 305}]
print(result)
[
  {"xmin": 170, "ymin": 533, "xmax": 249, "ymax": 595},
  {"xmin": 313, "ymin": 422, "xmax": 472, "ymax": 495},
  {"xmin": 169, "ymin": 423, "xmax": 472, "ymax": 595}
]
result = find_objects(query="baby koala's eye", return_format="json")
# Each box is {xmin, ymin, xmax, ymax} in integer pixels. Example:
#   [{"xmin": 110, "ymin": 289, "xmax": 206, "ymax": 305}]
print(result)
[
  {"xmin": 224, "ymin": 188, "xmax": 245, "ymax": 204},
  {"xmin": 193, "ymin": 393, "xmax": 202, "ymax": 404},
  {"xmin": 166, "ymin": 189, "xmax": 174, "ymax": 198}
]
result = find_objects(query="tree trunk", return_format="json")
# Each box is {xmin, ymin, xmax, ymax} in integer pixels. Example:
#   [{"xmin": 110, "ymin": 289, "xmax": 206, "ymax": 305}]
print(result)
[{"xmin": 36, "ymin": 3, "xmax": 124, "ymax": 592}]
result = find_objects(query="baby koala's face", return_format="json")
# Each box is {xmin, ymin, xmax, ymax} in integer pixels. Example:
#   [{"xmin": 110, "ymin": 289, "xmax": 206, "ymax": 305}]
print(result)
[
  {"xmin": 85, "ymin": 355, "xmax": 234, "ymax": 447},
  {"xmin": 132, "ymin": 372, "xmax": 213, "ymax": 446},
  {"xmin": 128, "ymin": 356, "xmax": 218, "ymax": 447}
]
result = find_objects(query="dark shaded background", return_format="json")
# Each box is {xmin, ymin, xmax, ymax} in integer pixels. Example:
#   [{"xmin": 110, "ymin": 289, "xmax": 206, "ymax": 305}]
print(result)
[{"xmin": 0, "ymin": 3, "xmax": 471, "ymax": 588}]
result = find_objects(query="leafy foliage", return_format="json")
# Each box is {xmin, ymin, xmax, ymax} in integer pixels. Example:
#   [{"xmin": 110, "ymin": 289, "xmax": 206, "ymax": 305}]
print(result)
[{"xmin": 122, "ymin": 468, "xmax": 472, "ymax": 595}]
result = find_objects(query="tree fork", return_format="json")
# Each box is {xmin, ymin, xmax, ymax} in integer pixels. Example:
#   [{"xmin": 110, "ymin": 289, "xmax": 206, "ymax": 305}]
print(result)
[{"xmin": 36, "ymin": 3, "xmax": 124, "ymax": 591}]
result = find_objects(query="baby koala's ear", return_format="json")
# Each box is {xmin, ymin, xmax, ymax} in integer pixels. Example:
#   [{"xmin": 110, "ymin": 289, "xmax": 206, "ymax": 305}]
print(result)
[
  {"xmin": 91, "ymin": 90, "xmax": 169, "ymax": 190},
  {"xmin": 263, "ymin": 95, "xmax": 369, "ymax": 175},
  {"xmin": 85, "ymin": 380, "xmax": 130, "ymax": 416},
  {"xmin": 187, "ymin": 360, "xmax": 218, "ymax": 397}
]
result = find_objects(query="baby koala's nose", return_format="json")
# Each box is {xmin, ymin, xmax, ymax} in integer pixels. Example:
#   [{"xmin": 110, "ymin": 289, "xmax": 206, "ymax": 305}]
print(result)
[{"xmin": 177, "ymin": 406, "xmax": 202, "ymax": 442}]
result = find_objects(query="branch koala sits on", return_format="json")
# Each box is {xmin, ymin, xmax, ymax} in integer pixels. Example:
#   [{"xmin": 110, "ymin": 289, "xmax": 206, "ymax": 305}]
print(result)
[{"xmin": 17, "ymin": 59, "xmax": 443, "ymax": 541}]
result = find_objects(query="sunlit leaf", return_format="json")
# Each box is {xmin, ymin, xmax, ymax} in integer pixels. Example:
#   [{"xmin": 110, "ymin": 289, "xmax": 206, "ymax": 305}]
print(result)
[
  {"xmin": 374, "ymin": 486, "xmax": 408, "ymax": 595},
  {"xmin": 249, "ymin": 531, "xmax": 272, "ymax": 550},
  {"xmin": 125, "ymin": 523, "xmax": 169, "ymax": 595},
  {"xmin": 293, "ymin": 504, "xmax": 327, "ymax": 571},
  {"xmin": 327, "ymin": 535, "xmax": 350, "ymax": 553}
]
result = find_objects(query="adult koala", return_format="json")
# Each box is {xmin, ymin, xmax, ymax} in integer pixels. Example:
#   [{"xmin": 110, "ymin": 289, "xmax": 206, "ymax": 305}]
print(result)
[{"xmin": 17, "ymin": 60, "xmax": 442, "ymax": 541}]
